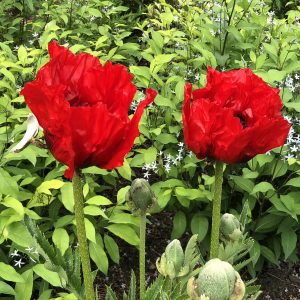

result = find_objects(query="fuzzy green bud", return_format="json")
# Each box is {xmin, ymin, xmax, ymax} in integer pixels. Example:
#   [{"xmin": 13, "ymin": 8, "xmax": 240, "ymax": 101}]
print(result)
[
  {"xmin": 156, "ymin": 239, "xmax": 188, "ymax": 279},
  {"xmin": 188, "ymin": 259, "xmax": 245, "ymax": 300},
  {"xmin": 220, "ymin": 213, "xmax": 242, "ymax": 242},
  {"xmin": 126, "ymin": 178, "xmax": 156, "ymax": 214}
]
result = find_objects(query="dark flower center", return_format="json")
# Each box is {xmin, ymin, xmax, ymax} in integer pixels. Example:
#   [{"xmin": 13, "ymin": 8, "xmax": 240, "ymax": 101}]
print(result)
[{"xmin": 235, "ymin": 113, "xmax": 248, "ymax": 128}]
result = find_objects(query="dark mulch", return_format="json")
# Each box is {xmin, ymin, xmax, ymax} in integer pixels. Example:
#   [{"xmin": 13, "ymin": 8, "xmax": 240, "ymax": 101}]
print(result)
[{"xmin": 95, "ymin": 211, "xmax": 300, "ymax": 299}]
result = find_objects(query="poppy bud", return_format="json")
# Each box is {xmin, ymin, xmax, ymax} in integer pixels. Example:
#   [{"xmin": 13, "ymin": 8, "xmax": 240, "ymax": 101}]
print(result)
[
  {"xmin": 220, "ymin": 213, "xmax": 242, "ymax": 242},
  {"xmin": 126, "ymin": 178, "xmax": 156, "ymax": 214},
  {"xmin": 187, "ymin": 258, "xmax": 245, "ymax": 300},
  {"xmin": 156, "ymin": 239, "xmax": 189, "ymax": 279}
]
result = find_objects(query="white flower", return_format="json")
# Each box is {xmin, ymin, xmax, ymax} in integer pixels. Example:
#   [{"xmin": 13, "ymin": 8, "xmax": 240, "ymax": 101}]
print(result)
[
  {"xmin": 173, "ymin": 15, "xmax": 179, "ymax": 22},
  {"xmin": 290, "ymin": 145, "xmax": 298, "ymax": 153},
  {"xmin": 90, "ymin": 16, "xmax": 95, "ymax": 21},
  {"xmin": 143, "ymin": 171, "xmax": 150, "ymax": 179},
  {"xmin": 32, "ymin": 32, "xmax": 39, "ymax": 38},
  {"xmin": 10, "ymin": 250, "xmax": 20, "ymax": 257},
  {"xmin": 14, "ymin": 258, "xmax": 25, "ymax": 268},
  {"xmin": 25, "ymin": 246, "xmax": 34, "ymax": 253}
]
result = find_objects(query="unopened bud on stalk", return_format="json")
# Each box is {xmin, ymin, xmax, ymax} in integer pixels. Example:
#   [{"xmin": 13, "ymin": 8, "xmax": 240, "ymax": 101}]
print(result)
[
  {"xmin": 187, "ymin": 258, "xmax": 245, "ymax": 300},
  {"xmin": 156, "ymin": 239, "xmax": 189, "ymax": 279},
  {"xmin": 220, "ymin": 213, "xmax": 242, "ymax": 242},
  {"xmin": 126, "ymin": 178, "xmax": 156, "ymax": 214}
]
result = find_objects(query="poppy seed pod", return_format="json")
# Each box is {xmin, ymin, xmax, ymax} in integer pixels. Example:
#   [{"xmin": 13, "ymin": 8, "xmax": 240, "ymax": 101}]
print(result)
[
  {"xmin": 220, "ymin": 213, "xmax": 243, "ymax": 242},
  {"xmin": 126, "ymin": 178, "xmax": 156, "ymax": 213},
  {"xmin": 187, "ymin": 259, "xmax": 245, "ymax": 300}
]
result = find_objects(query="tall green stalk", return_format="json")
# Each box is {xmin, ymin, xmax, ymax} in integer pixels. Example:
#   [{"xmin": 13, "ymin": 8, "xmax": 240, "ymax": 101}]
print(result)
[
  {"xmin": 210, "ymin": 161, "xmax": 224, "ymax": 259},
  {"xmin": 139, "ymin": 213, "xmax": 147, "ymax": 299},
  {"xmin": 72, "ymin": 170, "xmax": 95, "ymax": 300}
]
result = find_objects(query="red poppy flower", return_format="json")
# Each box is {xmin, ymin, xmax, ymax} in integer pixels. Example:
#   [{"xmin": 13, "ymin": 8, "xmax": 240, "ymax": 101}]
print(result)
[
  {"xmin": 183, "ymin": 67, "xmax": 290, "ymax": 164},
  {"xmin": 21, "ymin": 41, "xmax": 157, "ymax": 178}
]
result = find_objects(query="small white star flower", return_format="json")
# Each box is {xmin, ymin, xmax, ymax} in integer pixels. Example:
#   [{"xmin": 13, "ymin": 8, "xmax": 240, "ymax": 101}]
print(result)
[{"xmin": 14, "ymin": 258, "xmax": 25, "ymax": 268}]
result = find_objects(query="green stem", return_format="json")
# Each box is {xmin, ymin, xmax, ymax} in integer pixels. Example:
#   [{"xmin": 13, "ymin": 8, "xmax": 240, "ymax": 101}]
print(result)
[
  {"xmin": 72, "ymin": 170, "xmax": 95, "ymax": 300},
  {"xmin": 210, "ymin": 161, "xmax": 224, "ymax": 259},
  {"xmin": 139, "ymin": 213, "xmax": 147, "ymax": 299}
]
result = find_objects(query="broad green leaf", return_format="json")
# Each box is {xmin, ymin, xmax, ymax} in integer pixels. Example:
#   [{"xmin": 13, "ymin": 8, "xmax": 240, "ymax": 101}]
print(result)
[
  {"xmin": 33, "ymin": 265, "xmax": 61, "ymax": 287},
  {"xmin": 0, "ymin": 168, "xmax": 19, "ymax": 198},
  {"xmin": 84, "ymin": 218, "xmax": 96, "ymax": 243},
  {"xmin": 89, "ymin": 236, "xmax": 108, "ymax": 275},
  {"xmin": 171, "ymin": 211, "xmax": 186, "ymax": 239},
  {"xmin": 86, "ymin": 195, "xmax": 112, "ymax": 206},
  {"xmin": 117, "ymin": 186, "xmax": 130, "ymax": 204},
  {"xmin": 104, "ymin": 234, "xmax": 120, "ymax": 264},
  {"xmin": 285, "ymin": 177, "xmax": 300, "ymax": 188},
  {"xmin": 0, "ymin": 262, "xmax": 24, "ymax": 282},
  {"xmin": 0, "ymin": 281, "xmax": 16, "ymax": 295},
  {"xmin": 251, "ymin": 182, "xmax": 274, "ymax": 195},
  {"xmin": 117, "ymin": 159, "xmax": 131, "ymax": 180},
  {"xmin": 231, "ymin": 176, "xmax": 254, "ymax": 193},
  {"xmin": 255, "ymin": 214, "xmax": 280, "ymax": 233},
  {"xmin": 60, "ymin": 182, "xmax": 74, "ymax": 212},
  {"xmin": 52, "ymin": 228, "xmax": 69, "ymax": 256},
  {"xmin": 37, "ymin": 180, "xmax": 65, "ymax": 195},
  {"xmin": 106, "ymin": 224, "xmax": 139, "ymax": 246},
  {"xmin": 281, "ymin": 229, "xmax": 297, "ymax": 260},
  {"xmin": 190, "ymin": 214, "xmax": 208, "ymax": 242},
  {"xmin": 144, "ymin": 147, "xmax": 157, "ymax": 164},
  {"xmin": 15, "ymin": 269, "xmax": 33, "ymax": 300},
  {"xmin": 84, "ymin": 206, "xmax": 108, "ymax": 218}
]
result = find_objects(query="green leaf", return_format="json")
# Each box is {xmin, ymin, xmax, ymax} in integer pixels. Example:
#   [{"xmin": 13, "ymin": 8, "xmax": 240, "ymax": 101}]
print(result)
[
  {"xmin": 5, "ymin": 222, "xmax": 34, "ymax": 247},
  {"xmin": 285, "ymin": 177, "xmax": 300, "ymax": 188},
  {"xmin": 0, "ymin": 262, "xmax": 24, "ymax": 282},
  {"xmin": 60, "ymin": 182, "xmax": 74, "ymax": 212},
  {"xmin": 251, "ymin": 182, "xmax": 274, "ymax": 195},
  {"xmin": 255, "ymin": 214, "xmax": 280, "ymax": 233},
  {"xmin": 86, "ymin": 195, "xmax": 112, "ymax": 206},
  {"xmin": 281, "ymin": 229, "xmax": 297, "ymax": 260},
  {"xmin": 0, "ymin": 281, "xmax": 16, "ymax": 295},
  {"xmin": 156, "ymin": 134, "xmax": 177, "ymax": 144},
  {"xmin": 190, "ymin": 213, "xmax": 208, "ymax": 242},
  {"xmin": 18, "ymin": 46, "xmax": 28, "ymax": 64},
  {"xmin": 231, "ymin": 176, "xmax": 254, "ymax": 193},
  {"xmin": 104, "ymin": 235, "xmax": 120, "ymax": 264},
  {"xmin": 15, "ymin": 269, "xmax": 33, "ymax": 300},
  {"xmin": 0, "ymin": 168, "xmax": 19, "ymax": 198},
  {"xmin": 171, "ymin": 211, "xmax": 186, "ymax": 239},
  {"xmin": 0, "ymin": 68, "xmax": 15, "ymax": 84},
  {"xmin": 37, "ymin": 180, "xmax": 65, "ymax": 195},
  {"xmin": 84, "ymin": 218, "xmax": 96, "ymax": 243},
  {"xmin": 117, "ymin": 186, "xmax": 130, "ymax": 204},
  {"xmin": 33, "ymin": 264, "xmax": 61, "ymax": 287},
  {"xmin": 260, "ymin": 246, "xmax": 278, "ymax": 265},
  {"xmin": 144, "ymin": 147, "xmax": 157, "ymax": 164},
  {"xmin": 84, "ymin": 205, "xmax": 108, "ymax": 218},
  {"xmin": 89, "ymin": 236, "xmax": 109, "ymax": 275},
  {"xmin": 117, "ymin": 159, "xmax": 131, "ymax": 180},
  {"xmin": 106, "ymin": 224, "xmax": 139, "ymax": 246},
  {"xmin": 52, "ymin": 228, "xmax": 69, "ymax": 256}
]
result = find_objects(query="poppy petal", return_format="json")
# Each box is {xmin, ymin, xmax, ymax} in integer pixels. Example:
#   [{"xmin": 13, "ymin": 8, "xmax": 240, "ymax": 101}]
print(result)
[{"xmin": 102, "ymin": 88, "xmax": 157, "ymax": 169}]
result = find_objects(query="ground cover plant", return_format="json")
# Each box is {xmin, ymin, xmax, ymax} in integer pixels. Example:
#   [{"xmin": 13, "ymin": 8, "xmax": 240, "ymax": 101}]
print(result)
[{"xmin": 0, "ymin": 0, "xmax": 299, "ymax": 299}]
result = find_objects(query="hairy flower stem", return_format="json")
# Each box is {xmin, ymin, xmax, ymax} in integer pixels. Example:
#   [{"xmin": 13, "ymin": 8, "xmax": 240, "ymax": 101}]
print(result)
[
  {"xmin": 210, "ymin": 161, "xmax": 224, "ymax": 259},
  {"xmin": 73, "ymin": 170, "xmax": 95, "ymax": 300},
  {"xmin": 139, "ymin": 213, "xmax": 147, "ymax": 299}
]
